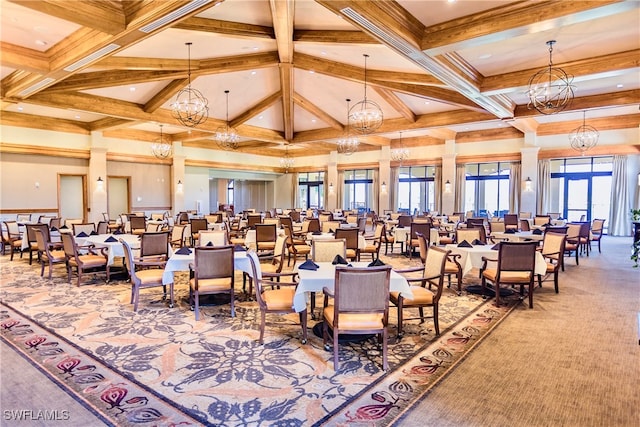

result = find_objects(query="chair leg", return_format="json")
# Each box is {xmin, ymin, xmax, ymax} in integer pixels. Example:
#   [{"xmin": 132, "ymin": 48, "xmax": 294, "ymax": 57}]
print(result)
[
  {"xmin": 433, "ymin": 304, "xmax": 440, "ymax": 336},
  {"xmin": 194, "ymin": 290, "xmax": 200, "ymax": 321},
  {"xmin": 528, "ymin": 282, "xmax": 534, "ymax": 309},
  {"xmin": 229, "ymin": 291, "xmax": 236, "ymax": 317},
  {"xmin": 299, "ymin": 310, "xmax": 308, "ymax": 344},
  {"xmin": 333, "ymin": 327, "xmax": 339, "ymax": 371},
  {"xmin": 396, "ymin": 298, "xmax": 404, "ymax": 338},
  {"xmin": 382, "ymin": 328, "xmax": 388, "ymax": 371},
  {"xmin": 554, "ymin": 270, "xmax": 559, "ymax": 293},
  {"xmin": 259, "ymin": 311, "xmax": 266, "ymax": 344},
  {"xmin": 133, "ymin": 285, "xmax": 139, "ymax": 312}
]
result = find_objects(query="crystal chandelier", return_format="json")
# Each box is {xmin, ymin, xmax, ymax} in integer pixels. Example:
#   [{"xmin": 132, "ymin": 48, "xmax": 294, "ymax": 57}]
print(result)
[
  {"xmin": 171, "ymin": 42, "xmax": 208, "ymax": 127},
  {"xmin": 151, "ymin": 124, "xmax": 172, "ymax": 159},
  {"xmin": 280, "ymin": 144, "xmax": 294, "ymax": 173},
  {"xmin": 569, "ymin": 111, "xmax": 598, "ymax": 155},
  {"xmin": 349, "ymin": 54, "xmax": 383, "ymax": 134},
  {"xmin": 337, "ymin": 98, "xmax": 359, "ymax": 155},
  {"xmin": 390, "ymin": 131, "xmax": 409, "ymax": 164},
  {"xmin": 527, "ymin": 40, "xmax": 574, "ymax": 115},
  {"xmin": 216, "ymin": 90, "xmax": 239, "ymax": 150}
]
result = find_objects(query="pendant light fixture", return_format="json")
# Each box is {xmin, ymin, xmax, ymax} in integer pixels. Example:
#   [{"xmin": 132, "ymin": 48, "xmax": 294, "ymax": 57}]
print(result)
[
  {"xmin": 390, "ymin": 131, "xmax": 409, "ymax": 164},
  {"xmin": 337, "ymin": 98, "xmax": 359, "ymax": 155},
  {"xmin": 526, "ymin": 40, "xmax": 574, "ymax": 115},
  {"xmin": 569, "ymin": 111, "xmax": 599, "ymax": 155},
  {"xmin": 151, "ymin": 124, "xmax": 172, "ymax": 159},
  {"xmin": 171, "ymin": 42, "xmax": 209, "ymax": 127},
  {"xmin": 349, "ymin": 54, "xmax": 383, "ymax": 134},
  {"xmin": 216, "ymin": 90, "xmax": 239, "ymax": 150}
]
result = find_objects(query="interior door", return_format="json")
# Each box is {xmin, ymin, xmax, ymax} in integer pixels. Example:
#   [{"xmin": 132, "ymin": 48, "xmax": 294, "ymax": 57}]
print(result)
[
  {"xmin": 564, "ymin": 177, "xmax": 590, "ymax": 222},
  {"xmin": 308, "ymin": 184, "xmax": 320, "ymax": 209},
  {"xmin": 108, "ymin": 176, "xmax": 129, "ymax": 219},
  {"xmin": 59, "ymin": 175, "xmax": 86, "ymax": 222}
]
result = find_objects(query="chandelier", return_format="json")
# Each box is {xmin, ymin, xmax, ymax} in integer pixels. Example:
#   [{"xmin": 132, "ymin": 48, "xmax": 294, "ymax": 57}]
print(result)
[
  {"xmin": 390, "ymin": 131, "xmax": 409, "ymax": 164},
  {"xmin": 526, "ymin": 40, "xmax": 574, "ymax": 115},
  {"xmin": 337, "ymin": 98, "xmax": 359, "ymax": 155},
  {"xmin": 349, "ymin": 54, "xmax": 383, "ymax": 134},
  {"xmin": 569, "ymin": 111, "xmax": 598, "ymax": 155},
  {"xmin": 216, "ymin": 90, "xmax": 239, "ymax": 150},
  {"xmin": 280, "ymin": 144, "xmax": 294, "ymax": 173},
  {"xmin": 171, "ymin": 42, "xmax": 208, "ymax": 127},
  {"xmin": 151, "ymin": 124, "xmax": 172, "ymax": 159}
]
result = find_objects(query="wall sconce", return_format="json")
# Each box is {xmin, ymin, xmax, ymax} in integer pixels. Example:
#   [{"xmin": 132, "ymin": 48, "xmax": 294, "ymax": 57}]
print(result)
[
  {"xmin": 444, "ymin": 180, "xmax": 451, "ymax": 193},
  {"xmin": 525, "ymin": 177, "xmax": 533, "ymax": 192},
  {"xmin": 328, "ymin": 182, "xmax": 334, "ymax": 195},
  {"xmin": 96, "ymin": 176, "xmax": 104, "ymax": 191},
  {"xmin": 177, "ymin": 180, "xmax": 183, "ymax": 193},
  {"xmin": 381, "ymin": 181, "xmax": 387, "ymax": 195}
]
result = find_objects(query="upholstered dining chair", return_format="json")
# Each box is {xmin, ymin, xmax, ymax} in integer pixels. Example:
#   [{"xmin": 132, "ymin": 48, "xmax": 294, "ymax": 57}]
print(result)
[
  {"xmin": 481, "ymin": 241, "xmax": 538, "ymax": 308},
  {"xmin": 311, "ymin": 238, "xmax": 346, "ymax": 262},
  {"xmin": 321, "ymin": 220, "xmax": 342, "ymax": 233},
  {"xmin": 170, "ymin": 224, "xmax": 187, "ymax": 248},
  {"xmin": 102, "ymin": 212, "xmax": 122, "ymax": 233},
  {"xmin": 25, "ymin": 223, "xmax": 50, "ymax": 265},
  {"xmin": 503, "ymin": 214, "xmax": 519, "ymax": 231},
  {"xmin": 60, "ymin": 232, "xmax": 110, "ymax": 286},
  {"xmin": 254, "ymin": 223, "xmax": 277, "ymax": 256},
  {"xmin": 245, "ymin": 250, "xmax": 308, "ymax": 345},
  {"xmin": 334, "ymin": 228, "xmax": 359, "ymax": 261},
  {"xmin": 129, "ymin": 216, "xmax": 146, "ymax": 235},
  {"xmin": 391, "ymin": 245, "xmax": 449, "ymax": 338},
  {"xmin": 416, "ymin": 233, "xmax": 462, "ymax": 295},
  {"xmin": 456, "ymin": 227, "xmax": 484, "ymax": 245},
  {"xmin": 72, "ymin": 222, "xmax": 96, "ymax": 236},
  {"xmin": 189, "ymin": 218, "xmax": 208, "ymax": 246},
  {"xmin": 49, "ymin": 217, "xmax": 62, "ymax": 230},
  {"xmin": 590, "ymin": 219, "xmax": 605, "ymax": 253},
  {"xmin": 96, "ymin": 221, "xmax": 109, "ymax": 235},
  {"xmin": 534, "ymin": 215, "xmax": 551, "ymax": 226},
  {"xmin": 537, "ymin": 232, "xmax": 567, "ymax": 293},
  {"xmin": 359, "ymin": 222, "xmax": 384, "ymax": 261},
  {"xmin": 34, "ymin": 228, "xmax": 65, "ymax": 280},
  {"xmin": 407, "ymin": 221, "xmax": 431, "ymax": 259},
  {"xmin": 121, "ymin": 239, "xmax": 173, "ymax": 311},
  {"xmin": 283, "ymin": 225, "xmax": 310, "ymax": 266},
  {"xmin": 2, "ymin": 221, "xmax": 24, "ymax": 260},
  {"xmin": 139, "ymin": 231, "xmax": 170, "ymax": 262},
  {"xmin": 199, "ymin": 230, "xmax": 228, "ymax": 247},
  {"xmin": 189, "ymin": 245, "xmax": 235, "ymax": 320},
  {"xmin": 323, "ymin": 265, "xmax": 392, "ymax": 371}
]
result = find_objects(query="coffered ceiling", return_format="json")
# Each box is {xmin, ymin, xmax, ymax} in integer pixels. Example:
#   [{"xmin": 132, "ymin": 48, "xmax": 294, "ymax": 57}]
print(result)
[{"xmin": 1, "ymin": 0, "xmax": 639, "ymax": 158}]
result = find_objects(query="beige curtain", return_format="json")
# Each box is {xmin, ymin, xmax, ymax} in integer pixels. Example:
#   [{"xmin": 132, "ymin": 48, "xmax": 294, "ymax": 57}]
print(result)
[
  {"xmin": 537, "ymin": 159, "xmax": 551, "ymax": 215},
  {"xmin": 434, "ymin": 165, "xmax": 442, "ymax": 214},
  {"xmin": 454, "ymin": 164, "xmax": 466, "ymax": 213},
  {"xmin": 509, "ymin": 162, "xmax": 521, "ymax": 213},
  {"xmin": 337, "ymin": 170, "xmax": 344, "ymax": 210},
  {"xmin": 292, "ymin": 173, "xmax": 299, "ymax": 209},
  {"xmin": 609, "ymin": 155, "xmax": 631, "ymax": 236},
  {"xmin": 371, "ymin": 169, "xmax": 379, "ymax": 214}
]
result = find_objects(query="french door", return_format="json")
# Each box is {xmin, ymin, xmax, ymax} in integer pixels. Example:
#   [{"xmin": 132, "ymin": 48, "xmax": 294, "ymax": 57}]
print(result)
[{"xmin": 563, "ymin": 177, "xmax": 590, "ymax": 222}]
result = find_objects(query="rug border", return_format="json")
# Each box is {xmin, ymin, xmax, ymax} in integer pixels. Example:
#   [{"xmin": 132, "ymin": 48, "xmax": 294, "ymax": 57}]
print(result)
[
  {"xmin": 388, "ymin": 299, "xmax": 518, "ymax": 426},
  {"xmin": 0, "ymin": 301, "xmax": 207, "ymax": 426},
  {"xmin": 312, "ymin": 294, "xmax": 500, "ymax": 426}
]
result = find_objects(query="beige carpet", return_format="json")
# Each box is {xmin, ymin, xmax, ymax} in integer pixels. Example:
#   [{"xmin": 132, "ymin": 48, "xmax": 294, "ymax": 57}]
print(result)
[{"xmin": 396, "ymin": 236, "xmax": 640, "ymax": 427}]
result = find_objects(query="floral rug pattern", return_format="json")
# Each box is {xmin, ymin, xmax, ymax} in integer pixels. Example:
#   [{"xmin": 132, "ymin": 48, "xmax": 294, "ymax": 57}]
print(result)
[{"xmin": 0, "ymin": 254, "xmax": 514, "ymax": 426}]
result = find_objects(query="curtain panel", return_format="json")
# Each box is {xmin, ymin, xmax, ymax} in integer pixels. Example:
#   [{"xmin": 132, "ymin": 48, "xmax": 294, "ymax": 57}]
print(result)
[
  {"xmin": 537, "ymin": 159, "xmax": 551, "ymax": 215},
  {"xmin": 509, "ymin": 162, "xmax": 521, "ymax": 214},
  {"xmin": 609, "ymin": 155, "xmax": 631, "ymax": 236}
]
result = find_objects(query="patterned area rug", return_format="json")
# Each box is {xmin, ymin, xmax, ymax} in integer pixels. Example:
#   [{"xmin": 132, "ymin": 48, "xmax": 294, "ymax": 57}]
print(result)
[{"xmin": 0, "ymin": 254, "xmax": 515, "ymax": 426}]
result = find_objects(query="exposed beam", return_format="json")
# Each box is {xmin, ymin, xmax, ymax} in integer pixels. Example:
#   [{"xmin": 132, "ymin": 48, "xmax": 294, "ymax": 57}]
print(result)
[
  {"xmin": 279, "ymin": 63, "xmax": 294, "ymax": 141},
  {"xmin": 270, "ymin": 0, "xmax": 295, "ymax": 63},
  {"xmin": 230, "ymin": 92, "xmax": 282, "ymax": 128},
  {"xmin": 144, "ymin": 79, "xmax": 188, "ymax": 113},
  {"xmin": 293, "ymin": 30, "xmax": 378, "ymax": 44},
  {"xmin": 293, "ymin": 92, "xmax": 344, "ymax": 131},
  {"xmin": 174, "ymin": 16, "xmax": 275, "ymax": 38},
  {"xmin": 9, "ymin": 0, "xmax": 126, "ymax": 35},
  {"xmin": 0, "ymin": 111, "xmax": 90, "ymax": 134},
  {"xmin": 513, "ymin": 89, "xmax": 640, "ymax": 118},
  {"xmin": 373, "ymin": 87, "xmax": 416, "ymax": 123},
  {"xmin": 368, "ymin": 79, "xmax": 483, "ymax": 111},
  {"xmin": 0, "ymin": 42, "xmax": 50, "ymax": 73},
  {"xmin": 93, "ymin": 57, "xmax": 189, "ymax": 71},
  {"xmin": 89, "ymin": 117, "xmax": 137, "ymax": 132}
]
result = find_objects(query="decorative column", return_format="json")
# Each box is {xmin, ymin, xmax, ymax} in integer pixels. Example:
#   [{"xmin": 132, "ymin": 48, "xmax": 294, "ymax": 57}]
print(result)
[
  {"xmin": 172, "ymin": 141, "xmax": 186, "ymax": 215},
  {"xmin": 379, "ymin": 146, "xmax": 391, "ymax": 214},
  {"xmin": 88, "ymin": 131, "xmax": 108, "ymax": 223}
]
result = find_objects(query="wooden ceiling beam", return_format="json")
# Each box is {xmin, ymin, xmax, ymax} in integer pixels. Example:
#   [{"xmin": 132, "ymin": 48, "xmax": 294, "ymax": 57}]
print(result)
[
  {"xmin": 93, "ymin": 57, "xmax": 189, "ymax": 71},
  {"xmin": 373, "ymin": 87, "xmax": 416, "ymax": 123},
  {"xmin": 0, "ymin": 110, "xmax": 90, "ymax": 134},
  {"xmin": 173, "ymin": 16, "xmax": 275, "ymax": 39},
  {"xmin": 421, "ymin": 0, "xmax": 633, "ymax": 54},
  {"xmin": 368, "ymin": 79, "xmax": 483, "ymax": 111},
  {"xmin": 144, "ymin": 79, "xmax": 188, "ymax": 113},
  {"xmin": 513, "ymin": 89, "xmax": 640, "ymax": 118},
  {"xmin": 9, "ymin": 0, "xmax": 126, "ymax": 35},
  {"xmin": 279, "ymin": 63, "xmax": 294, "ymax": 141},
  {"xmin": 293, "ymin": 30, "xmax": 378, "ymax": 44},
  {"xmin": 230, "ymin": 92, "xmax": 282, "ymax": 128},
  {"xmin": 269, "ymin": 0, "xmax": 294, "ymax": 64},
  {"xmin": 0, "ymin": 42, "xmax": 50, "ymax": 73},
  {"xmin": 89, "ymin": 117, "xmax": 137, "ymax": 132},
  {"xmin": 293, "ymin": 92, "xmax": 344, "ymax": 131}
]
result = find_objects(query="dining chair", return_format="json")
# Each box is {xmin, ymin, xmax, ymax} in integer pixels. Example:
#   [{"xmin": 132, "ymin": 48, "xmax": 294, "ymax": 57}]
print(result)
[
  {"xmin": 359, "ymin": 222, "xmax": 384, "ymax": 261},
  {"xmin": 49, "ymin": 217, "xmax": 62, "ymax": 230},
  {"xmin": 129, "ymin": 216, "xmax": 146, "ymax": 235},
  {"xmin": 481, "ymin": 241, "xmax": 538, "ymax": 308},
  {"xmin": 489, "ymin": 220, "xmax": 506, "ymax": 234},
  {"xmin": 60, "ymin": 233, "xmax": 110, "ymax": 286},
  {"xmin": 397, "ymin": 215, "xmax": 412, "ymax": 228},
  {"xmin": 590, "ymin": 219, "xmax": 605, "ymax": 253},
  {"xmin": 96, "ymin": 221, "xmax": 109, "ymax": 235},
  {"xmin": 416, "ymin": 232, "xmax": 463, "ymax": 295},
  {"xmin": 247, "ymin": 214, "xmax": 262, "ymax": 229},
  {"xmin": 189, "ymin": 245, "xmax": 235, "ymax": 320},
  {"xmin": 189, "ymin": 218, "xmax": 208, "ymax": 246},
  {"xmin": 456, "ymin": 227, "xmax": 483, "ymax": 245},
  {"xmin": 25, "ymin": 223, "xmax": 50, "ymax": 265},
  {"xmin": 391, "ymin": 245, "xmax": 449, "ymax": 338},
  {"xmin": 321, "ymin": 220, "xmax": 342, "ymax": 233},
  {"xmin": 254, "ymin": 223, "xmax": 277, "ymax": 256},
  {"xmin": 34, "ymin": 228, "xmax": 65, "ymax": 280},
  {"xmin": 323, "ymin": 265, "xmax": 392, "ymax": 371},
  {"xmin": 150, "ymin": 213, "xmax": 164, "ymax": 221},
  {"xmin": 519, "ymin": 219, "xmax": 531, "ymax": 231},
  {"xmin": 199, "ymin": 230, "xmax": 228, "ymax": 246},
  {"xmin": 121, "ymin": 239, "xmax": 173, "ymax": 311},
  {"xmin": 72, "ymin": 222, "xmax": 96, "ymax": 236},
  {"xmin": 102, "ymin": 212, "xmax": 122, "ymax": 233},
  {"xmin": 283, "ymin": 225, "xmax": 310, "ymax": 266},
  {"xmin": 334, "ymin": 228, "xmax": 359, "ymax": 261},
  {"xmin": 311, "ymin": 238, "xmax": 346, "ymax": 262},
  {"xmin": 534, "ymin": 215, "xmax": 551, "ymax": 226},
  {"xmin": 139, "ymin": 231, "xmax": 170, "ymax": 262},
  {"xmin": 406, "ymin": 221, "xmax": 431, "ymax": 259},
  {"xmin": 245, "ymin": 251, "xmax": 308, "ymax": 345},
  {"xmin": 564, "ymin": 223, "xmax": 582, "ymax": 265},
  {"xmin": 16, "ymin": 213, "xmax": 31, "ymax": 223},
  {"xmin": 537, "ymin": 232, "xmax": 566, "ymax": 292},
  {"xmin": 170, "ymin": 224, "xmax": 187, "ymax": 248}
]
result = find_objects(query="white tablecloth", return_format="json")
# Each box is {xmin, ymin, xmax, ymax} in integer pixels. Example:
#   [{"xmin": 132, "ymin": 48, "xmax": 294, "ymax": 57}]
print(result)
[
  {"xmin": 491, "ymin": 231, "xmax": 545, "ymax": 242},
  {"xmin": 78, "ymin": 234, "xmax": 141, "ymax": 266},
  {"xmin": 162, "ymin": 250, "xmax": 252, "ymax": 285},
  {"xmin": 445, "ymin": 244, "xmax": 547, "ymax": 276},
  {"xmin": 293, "ymin": 262, "xmax": 413, "ymax": 313}
]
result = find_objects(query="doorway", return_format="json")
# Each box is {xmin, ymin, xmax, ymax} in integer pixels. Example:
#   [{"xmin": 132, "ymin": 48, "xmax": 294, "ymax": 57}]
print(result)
[
  {"xmin": 108, "ymin": 176, "xmax": 130, "ymax": 219},
  {"xmin": 58, "ymin": 175, "xmax": 86, "ymax": 223},
  {"xmin": 564, "ymin": 177, "xmax": 590, "ymax": 222}
]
